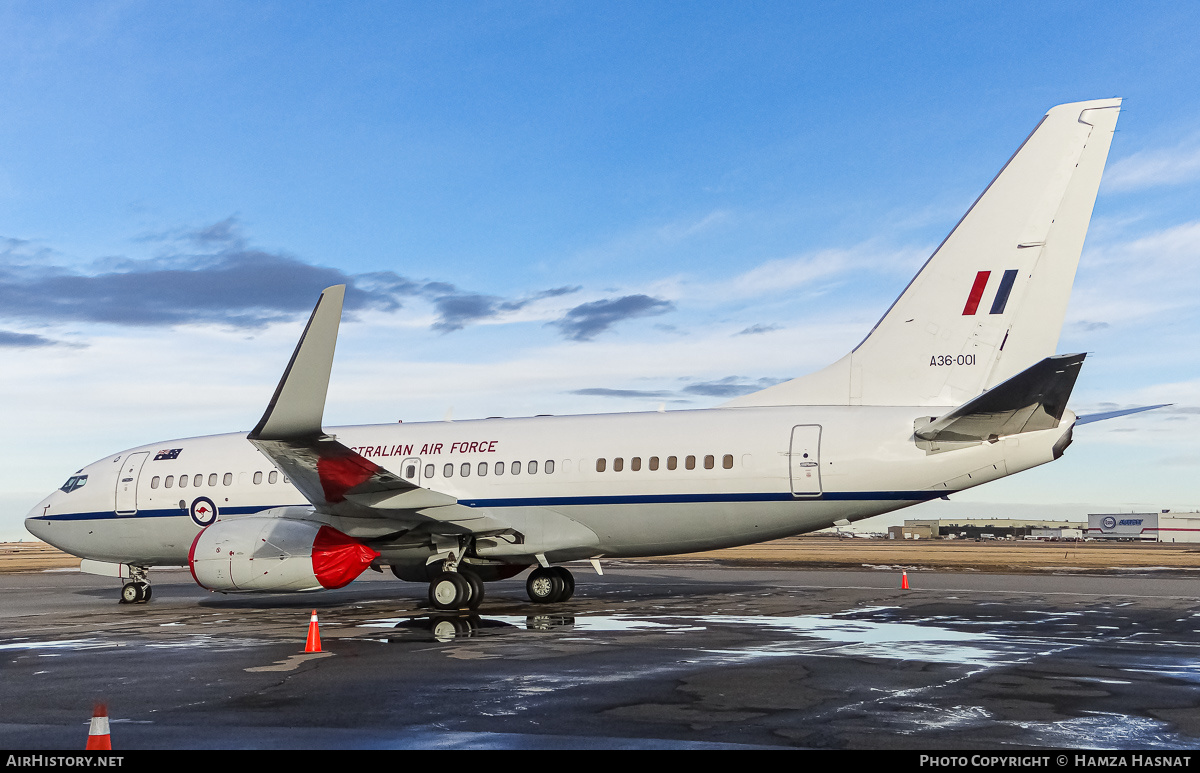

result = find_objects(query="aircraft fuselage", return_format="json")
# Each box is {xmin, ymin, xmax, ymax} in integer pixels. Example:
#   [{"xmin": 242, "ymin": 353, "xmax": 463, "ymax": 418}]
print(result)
[{"xmin": 25, "ymin": 404, "xmax": 1072, "ymax": 570}]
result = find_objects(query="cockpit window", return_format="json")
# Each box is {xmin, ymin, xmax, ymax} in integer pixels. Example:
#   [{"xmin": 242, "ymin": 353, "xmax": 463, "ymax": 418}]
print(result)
[{"xmin": 59, "ymin": 475, "xmax": 88, "ymax": 493}]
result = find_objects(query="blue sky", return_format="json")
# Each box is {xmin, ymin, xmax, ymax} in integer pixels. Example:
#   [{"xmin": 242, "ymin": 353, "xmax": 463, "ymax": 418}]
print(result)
[{"xmin": 3, "ymin": 2, "xmax": 1199, "ymax": 539}]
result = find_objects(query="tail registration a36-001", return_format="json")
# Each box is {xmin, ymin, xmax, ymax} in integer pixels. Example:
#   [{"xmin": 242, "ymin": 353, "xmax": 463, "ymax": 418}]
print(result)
[{"xmin": 26, "ymin": 98, "xmax": 1162, "ymax": 609}]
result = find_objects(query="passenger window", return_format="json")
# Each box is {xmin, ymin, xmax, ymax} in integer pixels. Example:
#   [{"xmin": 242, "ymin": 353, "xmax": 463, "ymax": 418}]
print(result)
[
  {"xmin": 685, "ymin": 455, "xmax": 696, "ymax": 470},
  {"xmin": 425, "ymin": 464, "xmax": 435, "ymax": 478},
  {"xmin": 649, "ymin": 456, "xmax": 659, "ymax": 471},
  {"xmin": 223, "ymin": 473, "xmax": 233, "ymax": 486},
  {"xmin": 613, "ymin": 457, "xmax": 623, "ymax": 472},
  {"xmin": 723, "ymin": 454, "xmax": 733, "ymax": 469},
  {"xmin": 631, "ymin": 457, "xmax": 641, "ymax": 471},
  {"xmin": 208, "ymin": 473, "xmax": 218, "ymax": 487},
  {"xmin": 178, "ymin": 474, "xmax": 188, "ymax": 489},
  {"xmin": 704, "ymin": 455, "xmax": 715, "ymax": 470},
  {"xmin": 460, "ymin": 463, "xmax": 471, "ymax": 477},
  {"xmin": 253, "ymin": 471, "xmax": 263, "ymax": 484},
  {"xmin": 478, "ymin": 462, "xmax": 488, "ymax": 476},
  {"xmin": 545, "ymin": 460, "xmax": 555, "ymax": 474},
  {"xmin": 667, "ymin": 456, "xmax": 678, "ymax": 470},
  {"xmin": 268, "ymin": 471, "xmax": 278, "ymax": 484},
  {"xmin": 528, "ymin": 460, "xmax": 538, "ymax": 474},
  {"xmin": 444, "ymin": 463, "xmax": 454, "ymax": 478},
  {"xmin": 151, "ymin": 476, "xmax": 161, "ymax": 489},
  {"xmin": 165, "ymin": 475, "xmax": 174, "ymax": 488},
  {"xmin": 596, "ymin": 458, "xmax": 606, "ymax": 472},
  {"xmin": 495, "ymin": 461, "xmax": 504, "ymax": 475},
  {"xmin": 512, "ymin": 461, "xmax": 522, "ymax": 475}
]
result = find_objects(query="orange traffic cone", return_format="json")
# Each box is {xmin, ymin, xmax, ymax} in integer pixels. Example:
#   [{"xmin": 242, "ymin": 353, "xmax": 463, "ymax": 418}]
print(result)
[
  {"xmin": 85, "ymin": 703, "xmax": 111, "ymax": 750},
  {"xmin": 304, "ymin": 610, "xmax": 322, "ymax": 653},
  {"xmin": 901, "ymin": 571, "xmax": 909, "ymax": 590}
]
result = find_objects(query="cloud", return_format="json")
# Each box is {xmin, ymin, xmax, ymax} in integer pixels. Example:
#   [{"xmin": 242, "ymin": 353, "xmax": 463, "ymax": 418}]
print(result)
[
  {"xmin": 0, "ymin": 330, "xmax": 60, "ymax": 348},
  {"xmin": 570, "ymin": 376, "xmax": 787, "ymax": 400},
  {"xmin": 736, "ymin": 323, "xmax": 782, "ymax": 336},
  {"xmin": 549, "ymin": 294, "xmax": 675, "ymax": 341},
  {"xmin": 1104, "ymin": 138, "xmax": 1200, "ymax": 192},
  {"xmin": 681, "ymin": 376, "xmax": 787, "ymax": 397},
  {"xmin": 427, "ymin": 285, "xmax": 580, "ymax": 333},
  {"xmin": 571, "ymin": 387, "xmax": 677, "ymax": 399},
  {"xmin": 0, "ymin": 222, "xmax": 404, "ymax": 329},
  {"xmin": 0, "ymin": 219, "xmax": 579, "ymax": 334}
]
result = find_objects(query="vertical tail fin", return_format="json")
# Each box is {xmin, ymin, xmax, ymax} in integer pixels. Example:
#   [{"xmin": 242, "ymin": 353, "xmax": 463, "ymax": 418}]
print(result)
[{"xmin": 726, "ymin": 98, "xmax": 1121, "ymax": 408}]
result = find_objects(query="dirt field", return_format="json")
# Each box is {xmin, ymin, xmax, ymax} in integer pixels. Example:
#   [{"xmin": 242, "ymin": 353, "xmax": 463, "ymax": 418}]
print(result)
[
  {"xmin": 4, "ymin": 536, "xmax": 1200, "ymax": 575},
  {"xmin": 0, "ymin": 542, "xmax": 82, "ymax": 573},
  {"xmin": 644, "ymin": 535, "xmax": 1200, "ymax": 573}
]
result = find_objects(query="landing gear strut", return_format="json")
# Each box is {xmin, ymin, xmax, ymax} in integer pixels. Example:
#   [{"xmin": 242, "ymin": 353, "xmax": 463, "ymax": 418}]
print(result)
[
  {"xmin": 526, "ymin": 566, "xmax": 574, "ymax": 604},
  {"xmin": 118, "ymin": 566, "xmax": 152, "ymax": 604},
  {"xmin": 427, "ymin": 563, "xmax": 484, "ymax": 611}
]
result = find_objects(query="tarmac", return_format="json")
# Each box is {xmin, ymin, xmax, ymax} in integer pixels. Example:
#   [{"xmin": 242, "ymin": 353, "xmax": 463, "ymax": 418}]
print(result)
[{"xmin": 1, "ymin": 549, "xmax": 1198, "ymax": 750}]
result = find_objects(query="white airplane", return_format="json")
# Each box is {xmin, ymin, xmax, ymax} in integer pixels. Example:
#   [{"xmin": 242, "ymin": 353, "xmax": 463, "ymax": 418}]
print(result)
[{"xmin": 25, "ymin": 97, "xmax": 1161, "ymax": 609}]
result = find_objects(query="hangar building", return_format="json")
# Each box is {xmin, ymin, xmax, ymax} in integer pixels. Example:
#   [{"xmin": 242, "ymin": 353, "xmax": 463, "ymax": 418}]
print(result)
[{"xmin": 1086, "ymin": 512, "xmax": 1200, "ymax": 543}]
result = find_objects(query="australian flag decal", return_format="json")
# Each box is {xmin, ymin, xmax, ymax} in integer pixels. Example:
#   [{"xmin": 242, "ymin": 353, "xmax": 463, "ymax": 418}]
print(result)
[{"xmin": 153, "ymin": 448, "xmax": 183, "ymax": 461}]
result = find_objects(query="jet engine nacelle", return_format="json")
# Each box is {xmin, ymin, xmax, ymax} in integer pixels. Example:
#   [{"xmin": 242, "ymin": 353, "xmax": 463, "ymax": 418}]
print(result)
[{"xmin": 188, "ymin": 515, "xmax": 379, "ymax": 592}]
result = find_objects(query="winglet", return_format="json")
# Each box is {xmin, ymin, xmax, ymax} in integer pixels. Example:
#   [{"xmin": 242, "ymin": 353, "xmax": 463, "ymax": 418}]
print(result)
[{"xmin": 249, "ymin": 285, "xmax": 346, "ymax": 441}]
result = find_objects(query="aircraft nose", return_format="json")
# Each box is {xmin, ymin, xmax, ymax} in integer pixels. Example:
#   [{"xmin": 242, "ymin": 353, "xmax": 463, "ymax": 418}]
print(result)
[{"xmin": 24, "ymin": 496, "xmax": 53, "ymax": 541}]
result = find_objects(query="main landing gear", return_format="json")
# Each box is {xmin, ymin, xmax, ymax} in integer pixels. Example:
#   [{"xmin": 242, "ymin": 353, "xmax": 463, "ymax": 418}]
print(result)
[
  {"xmin": 424, "ymin": 562, "xmax": 577, "ymax": 609},
  {"xmin": 428, "ymin": 567, "xmax": 484, "ymax": 611},
  {"xmin": 526, "ymin": 566, "xmax": 574, "ymax": 604},
  {"xmin": 118, "ymin": 566, "xmax": 152, "ymax": 604}
]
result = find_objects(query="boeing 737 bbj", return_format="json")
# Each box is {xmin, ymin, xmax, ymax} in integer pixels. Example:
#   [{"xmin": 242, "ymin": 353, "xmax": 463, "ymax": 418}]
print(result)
[{"xmin": 26, "ymin": 98, "xmax": 1160, "ymax": 609}]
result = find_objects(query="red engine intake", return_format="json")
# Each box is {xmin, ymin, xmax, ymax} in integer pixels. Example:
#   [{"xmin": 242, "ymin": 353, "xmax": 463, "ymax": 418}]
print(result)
[{"xmin": 189, "ymin": 516, "xmax": 379, "ymax": 592}]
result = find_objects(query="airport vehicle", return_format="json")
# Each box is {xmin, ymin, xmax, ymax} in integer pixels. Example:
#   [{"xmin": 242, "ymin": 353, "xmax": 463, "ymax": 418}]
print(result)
[{"xmin": 25, "ymin": 98, "xmax": 1158, "ymax": 608}]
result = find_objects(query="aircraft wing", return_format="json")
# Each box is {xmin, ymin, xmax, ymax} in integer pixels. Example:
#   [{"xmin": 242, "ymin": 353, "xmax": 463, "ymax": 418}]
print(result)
[
  {"xmin": 915, "ymin": 353, "xmax": 1085, "ymax": 443},
  {"xmin": 245, "ymin": 285, "xmax": 509, "ymax": 535}
]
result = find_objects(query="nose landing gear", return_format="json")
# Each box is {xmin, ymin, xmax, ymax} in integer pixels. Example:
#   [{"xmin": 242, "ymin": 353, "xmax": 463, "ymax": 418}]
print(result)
[{"xmin": 118, "ymin": 566, "xmax": 152, "ymax": 604}]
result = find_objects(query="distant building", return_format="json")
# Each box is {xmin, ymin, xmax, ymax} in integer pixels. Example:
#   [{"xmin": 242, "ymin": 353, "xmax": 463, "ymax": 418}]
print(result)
[
  {"xmin": 901, "ymin": 518, "xmax": 1085, "ymax": 540},
  {"xmin": 1030, "ymin": 527, "xmax": 1083, "ymax": 541},
  {"xmin": 1086, "ymin": 512, "xmax": 1200, "ymax": 543}
]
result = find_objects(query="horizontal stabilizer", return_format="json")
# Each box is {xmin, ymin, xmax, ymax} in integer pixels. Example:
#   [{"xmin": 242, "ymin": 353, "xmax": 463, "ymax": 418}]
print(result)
[
  {"xmin": 915, "ymin": 353, "xmax": 1085, "ymax": 443},
  {"xmin": 1076, "ymin": 404, "xmax": 1169, "ymax": 425}
]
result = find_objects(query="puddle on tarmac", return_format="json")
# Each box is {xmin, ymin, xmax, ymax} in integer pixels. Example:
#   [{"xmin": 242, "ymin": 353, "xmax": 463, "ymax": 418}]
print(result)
[
  {"xmin": 1008, "ymin": 712, "xmax": 1193, "ymax": 750},
  {"xmin": 360, "ymin": 606, "xmax": 1059, "ymax": 666},
  {"xmin": 0, "ymin": 638, "xmax": 119, "ymax": 652}
]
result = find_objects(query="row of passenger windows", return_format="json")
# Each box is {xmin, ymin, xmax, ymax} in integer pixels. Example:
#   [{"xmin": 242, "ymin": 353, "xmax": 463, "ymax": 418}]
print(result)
[
  {"xmin": 418, "ymin": 460, "xmax": 555, "ymax": 479},
  {"xmin": 150, "ymin": 471, "xmax": 281, "ymax": 489},
  {"xmin": 596, "ymin": 454, "xmax": 734, "ymax": 472},
  {"xmin": 148, "ymin": 455, "xmax": 734, "ymax": 489}
]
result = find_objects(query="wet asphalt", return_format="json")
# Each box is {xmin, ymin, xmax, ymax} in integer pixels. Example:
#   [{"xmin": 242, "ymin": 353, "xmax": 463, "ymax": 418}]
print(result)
[{"xmin": 1, "ymin": 563, "xmax": 1198, "ymax": 750}]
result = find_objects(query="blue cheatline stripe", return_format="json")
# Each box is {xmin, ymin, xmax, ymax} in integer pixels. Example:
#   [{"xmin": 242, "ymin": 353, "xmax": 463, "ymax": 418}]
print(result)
[
  {"xmin": 989, "ymin": 269, "xmax": 1019, "ymax": 314},
  {"xmin": 30, "ymin": 505, "xmax": 283, "ymax": 522},
  {"xmin": 30, "ymin": 490, "xmax": 946, "ymax": 523},
  {"xmin": 461, "ymin": 491, "xmax": 941, "ymax": 508}
]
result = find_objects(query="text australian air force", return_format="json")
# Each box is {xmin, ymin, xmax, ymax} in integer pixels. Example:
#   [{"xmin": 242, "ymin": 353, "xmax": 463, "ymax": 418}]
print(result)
[{"xmin": 349, "ymin": 440, "xmax": 500, "ymax": 459}]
